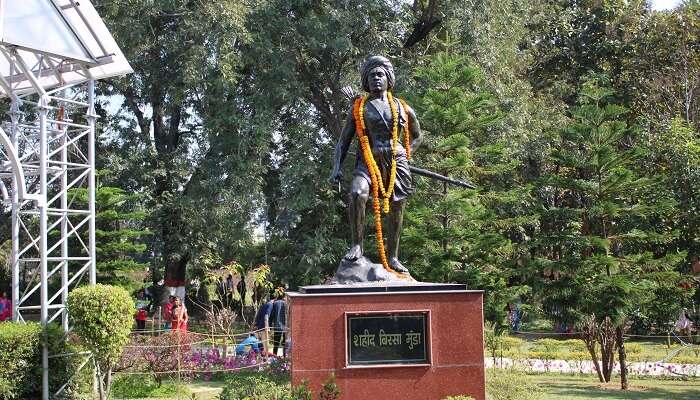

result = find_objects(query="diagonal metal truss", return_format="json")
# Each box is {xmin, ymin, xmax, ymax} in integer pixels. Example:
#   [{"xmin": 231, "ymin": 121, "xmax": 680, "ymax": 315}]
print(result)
[
  {"xmin": 0, "ymin": 48, "xmax": 96, "ymax": 399},
  {"xmin": 0, "ymin": 1, "xmax": 132, "ymax": 397}
]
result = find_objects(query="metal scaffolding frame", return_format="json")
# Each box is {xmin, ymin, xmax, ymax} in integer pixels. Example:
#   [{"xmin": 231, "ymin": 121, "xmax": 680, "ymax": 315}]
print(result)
[
  {"xmin": 0, "ymin": 1, "xmax": 132, "ymax": 398},
  {"xmin": 0, "ymin": 49, "xmax": 97, "ymax": 400}
]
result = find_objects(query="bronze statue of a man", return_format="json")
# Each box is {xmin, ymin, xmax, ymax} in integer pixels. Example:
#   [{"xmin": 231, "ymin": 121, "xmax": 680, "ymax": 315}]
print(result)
[{"xmin": 330, "ymin": 56, "xmax": 422, "ymax": 276}]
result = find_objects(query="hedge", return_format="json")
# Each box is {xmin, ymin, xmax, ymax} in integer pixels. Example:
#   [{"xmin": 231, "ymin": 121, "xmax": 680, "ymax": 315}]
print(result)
[
  {"xmin": 0, "ymin": 322, "xmax": 41, "ymax": 399},
  {"xmin": 0, "ymin": 322, "xmax": 88, "ymax": 399}
]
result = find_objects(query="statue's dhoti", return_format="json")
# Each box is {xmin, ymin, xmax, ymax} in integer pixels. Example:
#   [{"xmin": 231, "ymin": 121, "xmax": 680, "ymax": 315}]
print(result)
[{"xmin": 353, "ymin": 144, "xmax": 413, "ymax": 201}]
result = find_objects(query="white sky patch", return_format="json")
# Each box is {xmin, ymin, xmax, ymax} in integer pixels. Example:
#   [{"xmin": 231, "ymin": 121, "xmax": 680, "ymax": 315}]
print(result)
[{"xmin": 651, "ymin": 0, "xmax": 682, "ymax": 10}]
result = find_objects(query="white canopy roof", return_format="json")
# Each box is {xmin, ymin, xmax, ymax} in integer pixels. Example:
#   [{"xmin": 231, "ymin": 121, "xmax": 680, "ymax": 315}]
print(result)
[{"xmin": 0, "ymin": 0, "xmax": 132, "ymax": 95}]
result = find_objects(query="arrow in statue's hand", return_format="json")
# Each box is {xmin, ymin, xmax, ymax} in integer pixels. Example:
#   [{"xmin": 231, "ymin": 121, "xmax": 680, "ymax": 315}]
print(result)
[
  {"xmin": 340, "ymin": 86, "xmax": 477, "ymax": 190},
  {"xmin": 408, "ymin": 166, "xmax": 476, "ymax": 189}
]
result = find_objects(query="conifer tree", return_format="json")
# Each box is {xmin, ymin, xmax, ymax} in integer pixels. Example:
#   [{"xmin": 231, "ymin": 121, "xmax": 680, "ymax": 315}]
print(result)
[
  {"xmin": 74, "ymin": 185, "xmax": 151, "ymax": 289},
  {"xmin": 532, "ymin": 76, "xmax": 679, "ymax": 387},
  {"xmin": 403, "ymin": 49, "xmax": 526, "ymax": 332}
]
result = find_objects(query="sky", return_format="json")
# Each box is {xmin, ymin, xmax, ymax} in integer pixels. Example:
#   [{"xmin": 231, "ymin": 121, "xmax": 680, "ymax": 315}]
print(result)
[{"xmin": 651, "ymin": 0, "xmax": 683, "ymax": 10}]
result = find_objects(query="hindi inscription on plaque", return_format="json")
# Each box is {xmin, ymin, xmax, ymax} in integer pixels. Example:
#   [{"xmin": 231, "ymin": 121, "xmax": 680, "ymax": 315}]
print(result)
[{"xmin": 346, "ymin": 311, "xmax": 429, "ymax": 366}]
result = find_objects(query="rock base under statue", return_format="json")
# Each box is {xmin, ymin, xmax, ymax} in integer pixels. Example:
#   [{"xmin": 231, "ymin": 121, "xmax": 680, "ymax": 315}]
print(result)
[{"xmin": 332, "ymin": 256, "xmax": 415, "ymax": 284}]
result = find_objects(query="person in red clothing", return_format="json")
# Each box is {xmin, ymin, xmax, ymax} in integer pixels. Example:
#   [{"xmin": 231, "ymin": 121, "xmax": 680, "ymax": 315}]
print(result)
[
  {"xmin": 171, "ymin": 296, "xmax": 189, "ymax": 331},
  {"xmin": 134, "ymin": 289, "xmax": 149, "ymax": 331},
  {"xmin": 0, "ymin": 292, "xmax": 11, "ymax": 321},
  {"xmin": 162, "ymin": 295, "xmax": 175, "ymax": 330}
]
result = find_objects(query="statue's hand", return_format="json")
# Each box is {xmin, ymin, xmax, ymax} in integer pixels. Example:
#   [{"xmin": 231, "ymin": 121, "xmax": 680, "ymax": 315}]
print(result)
[{"xmin": 329, "ymin": 169, "xmax": 343, "ymax": 185}]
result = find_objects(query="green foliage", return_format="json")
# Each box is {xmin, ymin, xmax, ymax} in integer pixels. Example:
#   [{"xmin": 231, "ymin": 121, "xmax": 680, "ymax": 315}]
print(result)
[
  {"xmin": 486, "ymin": 369, "xmax": 544, "ymax": 400},
  {"xmin": 111, "ymin": 375, "xmax": 191, "ymax": 399},
  {"xmin": 67, "ymin": 284, "xmax": 135, "ymax": 399},
  {"xmin": 289, "ymin": 380, "xmax": 313, "ymax": 400},
  {"xmin": 0, "ymin": 322, "xmax": 41, "ymax": 399},
  {"xmin": 319, "ymin": 374, "xmax": 340, "ymax": 400},
  {"xmin": 218, "ymin": 372, "xmax": 292, "ymax": 400},
  {"xmin": 533, "ymin": 338, "xmax": 561, "ymax": 353},
  {"xmin": 218, "ymin": 373, "xmax": 336, "ymax": 400},
  {"xmin": 624, "ymin": 343, "xmax": 642, "ymax": 355},
  {"xmin": 0, "ymin": 322, "xmax": 88, "ymax": 399},
  {"xmin": 78, "ymin": 0, "xmax": 700, "ymax": 359},
  {"xmin": 532, "ymin": 76, "xmax": 675, "ymax": 329},
  {"xmin": 405, "ymin": 47, "xmax": 526, "ymax": 331},
  {"xmin": 73, "ymin": 184, "xmax": 151, "ymax": 290},
  {"xmin": 561, "ymin": 339, "xmax": 587, "ymax": 353}
]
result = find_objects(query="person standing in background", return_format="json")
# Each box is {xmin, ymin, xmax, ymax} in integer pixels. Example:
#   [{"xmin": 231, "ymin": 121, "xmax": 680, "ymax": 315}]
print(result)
[
  {"xmin": 134, "ymin": 289, "xmax": 149, "ymax": 331},
  {"xmin": 269, "ymin": 291, "xmax": 287, "ymax": 357},
  {"xmin": 254, "ymin": 297, "xmax": 274, "ymax": 355},
  {"xmin": 171, "ymin": 296, "xmax": 189, "ymax": 331},
  {"xmin": 0, "ymin": 292, "xmax": 10, "ymax": 321},
  {"xmin": 162, "ymin": 295, "xmax": 175, "ymax": 330}
]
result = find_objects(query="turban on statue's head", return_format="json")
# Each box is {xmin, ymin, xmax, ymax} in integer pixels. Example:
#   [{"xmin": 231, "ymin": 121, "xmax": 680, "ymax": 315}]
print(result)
[{"xmin": 360, "ymin": 55, "xmax": 395, "ymax": 92}]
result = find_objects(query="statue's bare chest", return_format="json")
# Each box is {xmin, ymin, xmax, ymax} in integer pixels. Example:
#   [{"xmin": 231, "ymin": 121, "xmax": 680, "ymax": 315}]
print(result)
[{"xmin": 363, "ymin": 99, "xmax": 395, "ymax": 136}]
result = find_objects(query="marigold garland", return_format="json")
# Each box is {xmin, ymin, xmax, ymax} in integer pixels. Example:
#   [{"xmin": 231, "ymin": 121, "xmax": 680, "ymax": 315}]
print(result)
[
  {"xmin": 399, "ymin": 99, "xmax": 411, "ymax": 160},
  {"xmin": 353, "ymin": 94, "xmax": 410, "ymax": 278}
]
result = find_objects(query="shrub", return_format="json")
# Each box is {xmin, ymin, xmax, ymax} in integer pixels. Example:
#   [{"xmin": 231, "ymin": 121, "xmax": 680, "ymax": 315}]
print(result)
[
  {"xmin": 569, "ymin": 351, "xmax": 589, "ymax": 361},
  {"xmin": 68, "ymin": 284, "xmax": 135, "ymax": 400},
  {"xmin": 443, "ymin": 397, "xmax": 474, "ymax": 400},
  {"xmin": 533, "ymin": 338, "xmax": 560, "ymax": 352},
  {"xmin": 0, "ymin": 322, "xmax": 41, "ymax": 399},
  {"xmin": 218, "ymin": 373, "xmax": 337, "ymax": 400},
  {"xmin": 218, "ymin": 372, "xmax": 289, "ymax": 400},
  {"xmin": 44, "ymin": 323, "xmax": 92, "ymax": 397},
  {"xmin": 674, "ymin": 355, "xmax": 700, "ymax": 364},
  {"xmin": 0, "ymin": 322, "xmax": 88, "ymax": 399},
  {"xmin": 111, "ymin": 374, "xmax": 191, "ymax": 398},
  {"xmin": 501, "ymin": 337, "xmax": 524, "ymax": 351},
  {"xmin": 561, "ymin": 339, "xmax": 586, "ymax": 353},
  {"xmin": 486, "ymin": 369, "xmax": 544, "ymax": 400},
  {"xmin": 624, "ymin": 343, "xmax": 642, "ymax": 354},
  {"xmin": 118, "ymin": 331, "xmax": 197, "ymax": 384},
  {"xmin": 319, "ymin": 374, "xmax": 340, "ymax": 400},
  {"xmin": 485, "ymin": 332, "xmax": 524, "ymax": 364}
]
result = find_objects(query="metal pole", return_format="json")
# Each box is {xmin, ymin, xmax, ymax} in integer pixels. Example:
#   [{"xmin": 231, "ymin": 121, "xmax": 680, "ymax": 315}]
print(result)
[
  {"xmin": 9, "ymin": 99, "xmax": 20, "ymax": 323},
  {"xmin": 60, "ymin": 92, "xmax": 69, "ymax": 332},
  {"xmin": 39, "ymin": 93, "xmax": 50, "ymax": 400},
  {"xmin": 87, "ymin": 79, "xmax": 96, "ymax": 285}
]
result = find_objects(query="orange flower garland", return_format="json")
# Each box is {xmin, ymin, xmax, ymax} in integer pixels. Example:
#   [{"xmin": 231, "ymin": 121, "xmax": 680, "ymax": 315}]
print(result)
[
  {"xmin": 399, "ymin": 99, "xmax": 411, "ymax": 160},
  {"xmin": 353, "ymin": 94, "xmax": 408, "ymax": 278}
]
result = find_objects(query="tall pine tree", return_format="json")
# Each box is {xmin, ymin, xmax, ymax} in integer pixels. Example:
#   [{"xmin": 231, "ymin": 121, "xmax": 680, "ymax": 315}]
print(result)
[
  {"xmin": 532, "ymin": 76, "xmax": 679, "ymax": 387},
  {"xmin": 403, "ymin": 49, "xmax": 527, "ymax": 332}
]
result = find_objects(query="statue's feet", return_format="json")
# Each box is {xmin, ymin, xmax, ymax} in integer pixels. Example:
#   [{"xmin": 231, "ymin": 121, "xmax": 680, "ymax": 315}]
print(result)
[
  {"xmin": 343, "ymin": 244, "xmax": 363, "ymax": 261},
  {"xmin": 389, "ymin": 258, "xmax": 410, "ymax": 275}
]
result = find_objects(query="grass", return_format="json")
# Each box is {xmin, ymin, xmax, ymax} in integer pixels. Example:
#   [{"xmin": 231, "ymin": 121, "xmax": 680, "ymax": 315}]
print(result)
[
  {"xmin": 532, "ymin": 373, "xmax": 700, "ymax": 400},
  {"xmin": 107, "ymin": 371, "xmax": 700, "ymax": 400}
]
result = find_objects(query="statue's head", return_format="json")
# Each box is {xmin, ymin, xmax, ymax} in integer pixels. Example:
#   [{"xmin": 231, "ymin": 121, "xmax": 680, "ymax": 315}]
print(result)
[{"xmin": 361, "ymin": 56, "xmax": 395, "ymax": 93}]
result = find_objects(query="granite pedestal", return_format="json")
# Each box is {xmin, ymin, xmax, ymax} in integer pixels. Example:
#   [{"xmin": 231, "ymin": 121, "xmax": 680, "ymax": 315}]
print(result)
[{"xmin": 288, "ymin": 282, "xmax": 485, "ymax": 400}]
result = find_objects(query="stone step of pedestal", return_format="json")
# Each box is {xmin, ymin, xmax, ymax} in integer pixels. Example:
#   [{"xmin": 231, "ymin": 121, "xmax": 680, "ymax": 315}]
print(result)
[{"xmin": 299, "ymin": 281, "xmax": 468, "ymax": 294}]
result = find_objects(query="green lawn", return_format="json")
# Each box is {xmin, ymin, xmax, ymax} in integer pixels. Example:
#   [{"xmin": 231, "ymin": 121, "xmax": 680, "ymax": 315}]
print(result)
[
  {"xmin": 111, "ymin": 372, "xmax": 700, "ymax": 399},
  {"xmin": 532, "ymin": 374, "xmax": 700, "ymax": 400}
]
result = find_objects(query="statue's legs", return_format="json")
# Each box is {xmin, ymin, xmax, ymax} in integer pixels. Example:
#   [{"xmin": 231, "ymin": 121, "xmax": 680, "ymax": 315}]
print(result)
[
  {"xmin": 386, "ymin": 199, "xmax": 410, "ymax": 274},
  {"xmin": 345, "ymin": 175, "xmax": 369, "ymax": 260}
]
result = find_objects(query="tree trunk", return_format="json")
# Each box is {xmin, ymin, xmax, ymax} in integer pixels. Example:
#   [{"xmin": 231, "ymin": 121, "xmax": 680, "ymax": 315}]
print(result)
[
  {"xmin": 581, "ymin": 315, "xmax": 605, "ymax": 382},
  {"xmin": 616, "ymin": 326, "xmax": 629, "ymax": 390},
  {"xmin": 598, "ymin": 317, "xmax": 615, "ymax": 383},
  {"xmin": 105, "ymin": 368, "xmax": 113, "ymax": 400},
  {"xmin": 585, "ymin": 341, "xmax": 605, "ymax": 383},
  {"xmin": 95, "ymin": 363, "xmax": 106, "ymax": 400}
]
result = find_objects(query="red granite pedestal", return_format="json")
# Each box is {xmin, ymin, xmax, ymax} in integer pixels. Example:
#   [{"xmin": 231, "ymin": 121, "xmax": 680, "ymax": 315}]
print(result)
[{"xmin": 288, "ymin": 283, "xmax": 485, "ymax": 400}]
